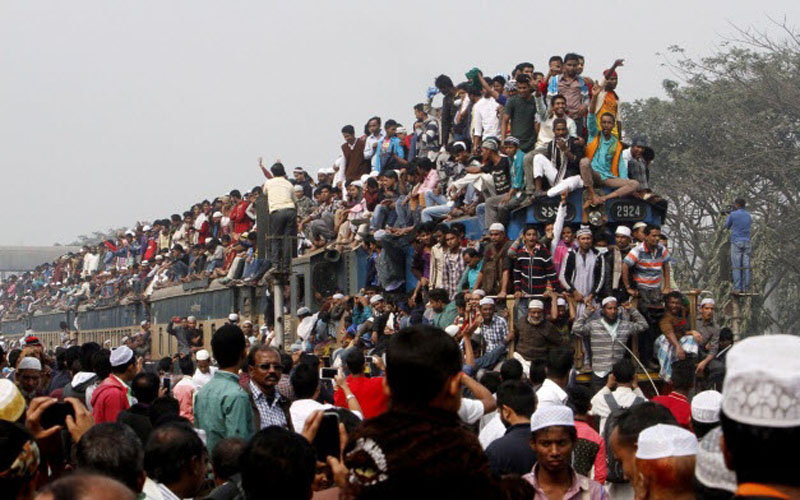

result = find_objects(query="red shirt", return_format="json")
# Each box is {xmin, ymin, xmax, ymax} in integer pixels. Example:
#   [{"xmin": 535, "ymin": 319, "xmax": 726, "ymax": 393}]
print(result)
[
  {"xmin": 333, "ymin": 375, "xmax": 388, "ymax": 419},
  {"xmin": 230, "ymin": 200, "xmax": 253, "ymax": 234},
  {"xmin": 652, "ymin": 392, "xmax": 692, "ymax": 430},
  {"xmin": 574, "ymin": 420, "xmax": 607, "ymax": 484}
]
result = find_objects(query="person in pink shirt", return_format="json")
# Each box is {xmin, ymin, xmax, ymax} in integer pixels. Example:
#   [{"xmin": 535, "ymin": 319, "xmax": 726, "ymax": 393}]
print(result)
[
  {"xmin": 567, "ymin": 385, "xmax": 607, "ymax": 484},
  {"xmin": 171, "ymin": 356, "xmax": 197, "ymax": 423}
]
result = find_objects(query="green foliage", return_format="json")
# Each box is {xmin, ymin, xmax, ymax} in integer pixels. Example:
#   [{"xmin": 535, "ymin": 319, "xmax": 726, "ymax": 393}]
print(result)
[{"xmin": 622, "ymin": 24, "xmax": 800, "ymax": 335}]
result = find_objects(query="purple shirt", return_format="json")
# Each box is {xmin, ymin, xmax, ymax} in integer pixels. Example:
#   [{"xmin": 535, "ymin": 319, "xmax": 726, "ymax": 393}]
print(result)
[{"xmin": 522, "ymin": 464, "xmax": 607, "ymax": 500}]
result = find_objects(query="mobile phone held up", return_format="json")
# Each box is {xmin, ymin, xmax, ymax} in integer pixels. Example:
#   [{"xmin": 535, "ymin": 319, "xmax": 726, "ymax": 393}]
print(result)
[
  {"xmin": 41, "ymin": 402, "xmax": 75, "ymax": 429},
  {"xmin": 319, "ymin": 367, "xmax": 338, "ymax": 380},
  {"xmin": 313, "ymin": 410, "xmax": 341, "ymax": 462}
]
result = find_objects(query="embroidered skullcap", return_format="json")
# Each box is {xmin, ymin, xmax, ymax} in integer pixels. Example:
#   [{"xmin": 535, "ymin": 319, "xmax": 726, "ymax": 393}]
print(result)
[
  {"xmin": 488, "ymin": 223, "xmax": 506, "ymax": 233},
  {"xmin": 109, "ymin": 346, "xmax": 134, "ymax": 367},
  {"xmin": 601, "ymin": 296, "xmax": 618, "ymax": 306},
  {"xmin": 444, "ymin": 325, "xmax": 460, "ymax": 338},
  {"xmin": 196, "ymin": 349, "xmax": 210, "ymax": 361},
  {"xmin": 530, "ymin": 405, "xmax": 574, "ymax": 433},
  {"xmin": 692, "ymin": 390, "xmax": 723, "ymax": 424},
  {"xmin": 479, "ymin": 298, "xmax": 495, "ymax": 307},
  {"xmin": 528, "ymin": 300, "xmax": 544, "ymax": 310},
  {"xmin": 633, "ymin": 222, "xmax": 647, "ymax": 230},
  {"xmin": 556, "ymin": 297, "xmax": 567, "ymax": 306},
  {"xmin": 471, "ymin": 289, "xmax": 486, "ymax": 298},
  {"xmin": 694, "ymin": 427, "xmax": 737, "ymax": 493},
  {"xmin": 636, "ymin": 424, "xmax": 698, "ymax": 459},
  {"xmin": 575, "ymin": 225, "xmax": 592, "ymax": 237},
  {"xmin": 615, "ymin": 225, "xmax": 631, "ymax": 237},
  {"xmin": 18, "ymin": 357, "xmax": 42, "ymax": 371},
  {"xmin": 228, "ymin": 313, "xmax": 239, "ymax": 322},
  {"xmin": 0, "ymin": 379, "xmax": 25, "ymax": 422},
  {"xmin": 369, "ymin": 294, "xmax": 384, "ymax": 305},
  {"xmin": 332, "ymin": 293, "xmax": 345, "ymax": 300},
  {"xmin": 503, "ymin": 136, "xmax": 520, "ymax": 146},
  {"xmin": 722, "ymin": 334, "xmax": 800, "ymax": 428},
  {"xmin": 700, "ymin": 298, "xmax": 715, "ymax": 307}
]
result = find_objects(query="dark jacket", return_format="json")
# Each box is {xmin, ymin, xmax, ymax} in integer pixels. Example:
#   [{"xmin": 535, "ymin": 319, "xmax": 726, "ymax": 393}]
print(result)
[
  {"xmin": 558, "ymin": 248, "xmax": 606, "ymax": 296},
  {"xmin": 485, "ymin": 423, "xmax": 538, "ymax": 475}
]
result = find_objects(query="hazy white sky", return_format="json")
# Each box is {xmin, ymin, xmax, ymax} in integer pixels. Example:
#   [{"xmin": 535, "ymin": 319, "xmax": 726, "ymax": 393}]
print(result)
[{"xmin": 1, "ymin": 1, "xmax": 797, "ymax": 246}]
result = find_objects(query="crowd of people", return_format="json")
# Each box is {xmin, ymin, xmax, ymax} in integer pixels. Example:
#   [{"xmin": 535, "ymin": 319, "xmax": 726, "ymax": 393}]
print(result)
[{"xmin": 0, "ymin": 52, "xmax": 773, "ymax": 499}]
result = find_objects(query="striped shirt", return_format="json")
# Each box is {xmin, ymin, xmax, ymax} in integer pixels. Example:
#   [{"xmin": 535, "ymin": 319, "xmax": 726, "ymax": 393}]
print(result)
[
  {"xmin": 480, "ymin": 315, "xmax": 509, "ymax": 352},
  {"xmin": 511, "ymin": 244, "xmax": 560, "ymax": 297},
  {"xmin": 249, "ymin": 380, "xmax": 288, "ymax": 429},
  {"xmin": 442, "ymin": 250, "xmax": 465, "ymax": 300},
  {"xmin": 623, "ymin": 242, "xmax": 671, "ymax": 289}
]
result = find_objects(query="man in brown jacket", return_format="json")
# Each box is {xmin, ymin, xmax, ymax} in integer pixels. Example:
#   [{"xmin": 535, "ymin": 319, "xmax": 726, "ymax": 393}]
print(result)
[{"xmin": 513, "ymin": 299, "xmax": 567, "ymax": 376}]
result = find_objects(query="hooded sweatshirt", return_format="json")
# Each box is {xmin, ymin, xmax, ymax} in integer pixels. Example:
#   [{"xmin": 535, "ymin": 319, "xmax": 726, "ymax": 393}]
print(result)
[{"xmin": 90, "ymin": 375, "xmax": 131, "ymax": 424}]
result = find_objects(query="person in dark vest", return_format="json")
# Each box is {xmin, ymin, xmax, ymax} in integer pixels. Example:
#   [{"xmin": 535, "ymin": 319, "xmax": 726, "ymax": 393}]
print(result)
[{"xmin": 340, "ymin": 125, "xmax": 370, "ymax": 182}]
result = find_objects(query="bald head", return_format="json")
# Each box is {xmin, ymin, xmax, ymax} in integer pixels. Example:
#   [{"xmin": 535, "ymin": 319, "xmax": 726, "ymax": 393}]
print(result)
[{"xmin": 36, "ymin": 474, "xmax": 136, "ymax": 500}]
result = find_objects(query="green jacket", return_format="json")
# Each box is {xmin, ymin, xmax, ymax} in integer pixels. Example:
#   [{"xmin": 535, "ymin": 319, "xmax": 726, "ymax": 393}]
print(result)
[{"xmin": 194, "ymin": 370, "xmax": 254, "ymax": 452}]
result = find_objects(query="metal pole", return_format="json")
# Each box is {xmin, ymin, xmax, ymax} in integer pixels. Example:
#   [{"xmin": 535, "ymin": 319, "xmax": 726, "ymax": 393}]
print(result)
[{"xmin": 273, "ymin": 278, "xmax": 284, "ymax": 348}]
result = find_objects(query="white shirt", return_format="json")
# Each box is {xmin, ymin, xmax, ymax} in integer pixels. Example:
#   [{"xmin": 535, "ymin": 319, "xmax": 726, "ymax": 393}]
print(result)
[
  {"xmin": 479, "ymin": 413, "xmax": 507, "ymax": 449},
  {"xmin": 536, "ymin": 379, "xmax": 568, "ymax": 407},
  {"xmin": 263, "ymin": 176, "xmax": 297, "ymax": 213},
  {"xmin": 589, "ymin": 386, "xmax": 646, "ymax": 434},
  {"xmin": 457, "ymin": 397, "xmax": 486, "ymax": 425},
  {"xmin": 471, "ymin": 97, "xmax": 501, "ymax": 139},
  {"xmin": 192, "ymin": 366, "xmax": 217, "ymax": 388},
  {"xmin": 290, "ymin": 398, "xmax": 362, "ymax": 434}
]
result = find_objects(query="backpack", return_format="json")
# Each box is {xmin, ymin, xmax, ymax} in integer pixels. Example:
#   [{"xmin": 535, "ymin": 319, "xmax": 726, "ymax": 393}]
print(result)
[{"xmin": 602, "ymin": 393, "xmax": 645, "ymax": 484}]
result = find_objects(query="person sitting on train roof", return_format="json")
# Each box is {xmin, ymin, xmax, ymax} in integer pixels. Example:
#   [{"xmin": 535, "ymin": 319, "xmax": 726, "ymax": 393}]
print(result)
[
  {"xmin": 579, "ymin": 81, "xmax": 639, "ymax": 207},
  {"xmin": 532, "ymin": 117, "xmax": 586, "ymax": 199}
]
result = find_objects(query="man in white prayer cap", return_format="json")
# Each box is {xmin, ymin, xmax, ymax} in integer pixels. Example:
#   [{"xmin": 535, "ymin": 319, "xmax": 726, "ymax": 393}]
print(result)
[
  {"xmin": 192, "ymin": 349, "xmax": 217, "ymax": 388},
  {"xmin": 690, "ymin": 389, "xmax": 723, "ymax": 439},
  {"xmin": 720, "ymin": 334, "xmax": 800, "ymax": 498},
  {"xmin": 461, "ymin": 296, "xmax": 510, "ymax": 376},
  {"xmin": 91, "ymin": 346, "xmax": 137, "ymax": 423},
  {"xmin": 690, "ymin": 297, "xmax": 724, "ymax": 389},
  {"xmin": 634, "ymin": 424, "xmax": 698, "ymax": 500},
  {"xmin": 523, "ymin": 405, "xmax": 606, "ymax": 499},
  {"xmin": 15, "ymin": 357, "xmax": 43, "ymax": 404},
  {"xmin": 512, "ymin": 299, "xmax": 563, "ymax": 378},
  {"xmin": 693, "ymin": 426, "xmax": 737, "ymax": 498}
]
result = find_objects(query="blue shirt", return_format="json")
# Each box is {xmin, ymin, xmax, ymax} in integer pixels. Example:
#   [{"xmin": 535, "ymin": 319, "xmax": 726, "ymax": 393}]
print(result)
[
  {"xmin": 194, "ymin": 370, "xmax": 254, "ymax": 452},
  {"xmin": 587, "ymin": 114, "xmax": 627, "ymax": 180},
  {"xmin": 725, "ymin": 209, "xmax": 752, "ymax": 242}
]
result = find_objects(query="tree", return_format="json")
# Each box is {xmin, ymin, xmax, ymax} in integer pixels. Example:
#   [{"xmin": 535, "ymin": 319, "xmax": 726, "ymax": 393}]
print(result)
[{"xmin": 622, "ymin": 21, "xmax": 800, "ymax": 336}]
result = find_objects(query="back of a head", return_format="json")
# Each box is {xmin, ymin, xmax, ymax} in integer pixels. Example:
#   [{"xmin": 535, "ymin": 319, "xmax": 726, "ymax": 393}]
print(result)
[
  {"xmin": 478, "ymin": 371, "xmax": 502, "ymax": 395},
  {"xmin": 211, "ymin": 324, "xmax": 246, "ymax": 369},
  {"xmin": 496, "ymin": 380, "xmax": 536, "ymax": 418},
  {"xmin": 131, "ymin": 372, "xmax": 159, "ymax": 405},
  {"xmin": 148, "ymin": 397, "xmax": 180, "ymax": 427},
  {"xmin": 500, "ymin": 359, "xmax": 523, "ymax": 381},
  {"xmin": 612, "ymin": 358, "xmax": 635, "ymax": 384},
  {"xmin": 79, "ymin": 342, "xmax": 101, "ymax": 372},
  {"xmin": 240, "ymin": 426, "xmax": 316, "ymax": 500},
  {"xmin": 75, "ymin": 423, "xmax": 144, "ymax": 493},
  {"xmin": 345, "ymin": 349, "xmax": 366, "ymax": 375},
  {"xmin": 211, "ymin": 437, "xmax": 246, "ymax": 484},
  {"xmin": 280, "ymin": 352, "xmax": 294, "ymax": 373},
  {"xmin": 178, "ymin": 356, "xmax": 194, "ymax": 377},
  {"xmin": 529, "ymin": 360, "xmax": 547, "ymax": 386},
  {"xmin": 546, "ymin": 348, "xmax": 574, "ymax": 380},
  {"xmin": 637, "ymin": 455, "xmax": 696, "ymax": 495},
  {"xmin": 614, "ymin": 402, "xmax": 678, "ymax": 447},
  {"xmin": 670, "ymin": 358, "xmax": 696, "ymax": 391},
  {"xmin": 290, "ymin": 362, "xmax": 319, "ymax": 400},
  {"xmin": 37, "ymin": 473, "xmax": 136, "ymax": 500},
  {"xmin": 156, "ymin": 357, "xmax": 172, "ymax": 374},
  {"xmin": 93, "ymin": 350, "xmax": 112, "ymax": 380},
  {"xmin": 144, "ymin": 421, "xmax": 205, "ymax": 486},
  {"xmin": 567, "ymin": 385, "xmax": 592, "ymax": 416},
  {"xmin": 0, "ymin": 420, "xmax": 37, "ymax": 499},
  {"xmin": 385, "ymin": 325, "xmax": 461, "ymax": 408}
]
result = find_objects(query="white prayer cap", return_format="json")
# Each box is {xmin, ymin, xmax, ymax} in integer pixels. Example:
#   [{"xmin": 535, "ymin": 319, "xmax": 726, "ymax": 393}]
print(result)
[
  {"xmin": 575, "ymin": 226, "xmax": 592, "ymax": 237},
  {"xmin": 528, "ymin": 300, "xmax": 544, "ymax": 310},
  {"xmin": 479, "ymin": 298, "xmax": 495, "ymax": 307},
  {"xmin": 601, "ymin": 296, "xmax": 618, "ymax": 307},
  {"xmin": 242, "ymin": 320, "xmax": 253, "ymax": 326},
  {"xmin": 17, "ymin": 357, "xmax": 42, "ymax": 371},
  {"xmin": 722, "ymin": 334, "xmax": 800, "ymax": 428},
  {"xmin": 373, "ymin": 230, "xmax": 388, "ymax": 241},
  {"xmin": 636, "ymin": 424, "xmax": 698, "ymax": 459},
  {"xmin": 155, "ymin": 255, "xmax": 164, "ymax": 260},
  {"xmin": 700, "ymin": 298, "xmax": 715, "ymax": 307},
  {"xmin": 332, "ymin": 293, "xmax": 345, "ymax": 300},
  {"xmin": 471, "ymin": 289, "xmax": 486, "ymax": 298},
  {"xmin": 556, "ymin": 297, "xmax": 567, "ymax": 307},
  {"xmin": 691, "ymin": 390, "xmax": 723, "ymax": 424},
  {"xmin": 142, "ymin": 225, "xmax": 152, "ymax": 232},
  {"xmin": 109, "ymin": 346, "xmax": 134, "ymax": 367},
  {"xmin": 444, "ymin": 325, "xmax": 460, "ymax": 338},
  {"xmin": 228, "ymin": 313, "xmax": 239, "ymax": 322},
  {"xmin": 125, "ymin": 229, "xmax": 135, "ymax": 236},
  {"xmin": 360, "ymin": 174, "xmax": 371, "ymax": 184},
  {"xmin": 369, "ymin": 294, "xmax": 384, "ymax": 305},
  {"xmin": 488, "ymin": 223, "xmax": 506, "ymax": 233},
  {"xmin": 615, "ymin": 225, "xmax": 632, "ymax": 237},
  {"xmin": 293, "ymin": 184, "xmax": 304, "ymax": 192},
  {"xmin": 297, "ymin": 307, "xmax": 311, "ymax": 316},
  {"xmin": 141, "ymin": 260, "xmax": 149, "ymax": 265},
  {"xmin": 530, "ymin": 405, "xmax": 575, "ymax": 433},
  {"xmin": 121, "ymin": 336, "xmax": 130, "ymax": 344},
  {"xmin": 351, "ymin": 180, "xmax": 363, "ymax": 188},
  {"xmin": 0, "ymin": 379, "xmax": 25, "ymax": 422},
  {"xmin": 694, "ymin": 427, "xmax": 738, "ymax": 493},
  {"xmin": 187, "ymin": 316, "xmax": 197, "ymax": 322},
  {"xmin": 196, "ymin": 349, "xmax": 210, "ymax": 361},
  {"xmin": 213, "ymin": 211, "xmax": 223, "ymax": 218},
  {"xmin": 140, "ymin": 320, "xmax": 149, "ymax": 326},
  {"xmin": 633, "ymin": 222, "xmax": 647, "ymax": 230}
]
